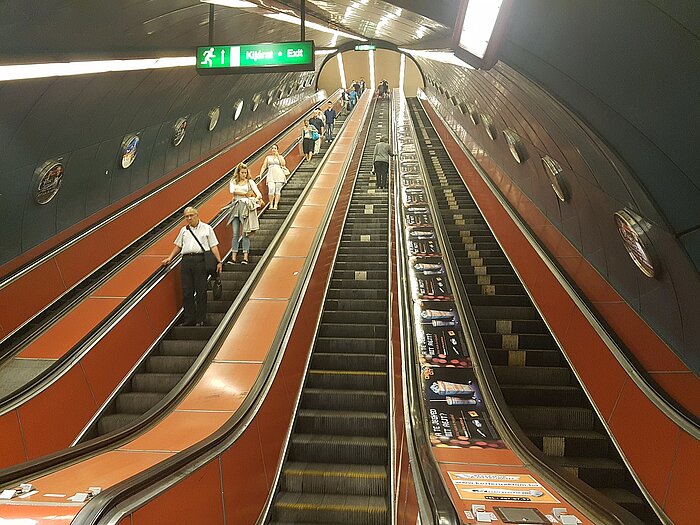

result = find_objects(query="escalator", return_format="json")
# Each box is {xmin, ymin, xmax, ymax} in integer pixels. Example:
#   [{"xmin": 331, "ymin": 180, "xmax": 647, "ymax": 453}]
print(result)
[
  {"xmin": 267, "ymin": 98, "xmax": 391, "ymax": 524},
  {"xmin": 406, "ymin": 99, "xmax": 660, "ymax": 524},
  {"xmin": 83, "ymin": 112, "xmax": 348, "ymax": 439}
]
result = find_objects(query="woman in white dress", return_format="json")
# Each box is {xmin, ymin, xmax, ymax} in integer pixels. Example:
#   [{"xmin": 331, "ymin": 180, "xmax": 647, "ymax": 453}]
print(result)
[{"xmin": 259, "ymin": 143, "xmax": 287, "ymax": 210}]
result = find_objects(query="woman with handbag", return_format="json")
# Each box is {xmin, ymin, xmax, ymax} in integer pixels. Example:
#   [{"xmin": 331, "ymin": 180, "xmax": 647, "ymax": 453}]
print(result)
[
  {"xmin": 228, "ymin": 162, "xmax": 262, "ymax": 265},
  {"xmin": 300, "ymin": 119, "xmax": 318, "ymax": 163},
  {"xmin": 259, "ymin": 143, "xmax": 288, "ymax": 210}
]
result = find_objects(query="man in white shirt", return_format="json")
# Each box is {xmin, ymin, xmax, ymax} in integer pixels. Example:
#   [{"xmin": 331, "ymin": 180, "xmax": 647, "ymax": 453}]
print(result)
[{"xmin": 162, "ymin": 207, "xmax": 222, "ymax": 326}]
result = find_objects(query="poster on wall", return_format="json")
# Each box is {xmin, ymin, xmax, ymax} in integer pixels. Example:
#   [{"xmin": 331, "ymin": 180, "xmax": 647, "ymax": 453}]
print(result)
[
  {"xmin": 405, "ymin": 206, "xmax": 432, "ymax": 227},
  {"xmin": 447, "ymin": 472, "xmax": 560, "ymax": 504},
  {"xmin": 32, "ymin": 160, "xmax": 64, "ymax": 205},
  {"xmin": 410, "ymin": 257, "xmax": 451, "ymax": 300},
  {"xmin": 407, "ymin": 228, "xmax": 440, "ymax": 256},
  {"xmin": 423, "ymin": 366, "xmax": 503, "ymax": 448},
  {"xmin": 120, "ymin": 134, "xmax": 140, "ymax": 169}
]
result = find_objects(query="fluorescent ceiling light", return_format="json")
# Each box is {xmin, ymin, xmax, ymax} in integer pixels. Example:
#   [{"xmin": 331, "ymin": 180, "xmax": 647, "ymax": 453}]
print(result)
[
  {"xmin": 0, "ymin": 56, "xmax": 195, "ymax": 82},
  {"xmin": 399, "ymin": 52, "xmax": 406, "ymax": 93},
  {"xmin": 337, "ymin": 52, "xmax": 347, "ymax": 89},
  {"xmin": 264, "ymin": 13, "xmax": 366, "ymax": 41},
  {"xmin": 459, "ymin": 0, "xmax": 503, "ymax": 58},
  {"xmin": 200, "ymin": 0, "xmax": 257, "ymax": 7},
  {"xmin": 399, "ymin": 48, "xmax": 474, "ymax": 69},
  {"xmin": 369, "ymin": 49, "xmax": 375, "ymax": 90},
  {"xmin": 315, "ymin": 49, "xmax": 337, "ymax": 55}
]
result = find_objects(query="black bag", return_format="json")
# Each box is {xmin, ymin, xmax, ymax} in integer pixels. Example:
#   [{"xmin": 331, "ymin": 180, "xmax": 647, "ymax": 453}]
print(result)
[
  {"xmin": 212, "ymin": 277, "xmax": 223, "ymax": 300},
  {"xmin": 186, "ymin": 226, "xmax": 218, "ymax": 277}
]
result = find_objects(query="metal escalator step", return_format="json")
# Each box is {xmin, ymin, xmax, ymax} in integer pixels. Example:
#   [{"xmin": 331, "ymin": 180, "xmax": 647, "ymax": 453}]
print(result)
[
  {"xmin": 512, "ymin": 405, "xmax": 595, "ymax": 430},
  {"xmin": 115, "ymin": 392, "xmax": 165, "ymax": 414},
  {"xmin": 322, "ymin": 311, "xmax": 387, "ymax": 325},
  {"xmin": 131, "ymin": 373, "xmax": 182, "ymax": 393},
  {"xmin": 473, "ymin": 305, "xmax": 541, "ymax": 320},
  {"xmin": 487, "ymin": 347, "xmax": 564, "ymax": 367},
  {"xmin": 281, "ymin": 462, "xmax": 387, "ymax": 496},
  {"xmin": 478, "ymin": 319, "xmax": 547, "ymax": 334},
  {"xmin": 318, "ymin": 323, "xmax": 387, "ymax": 339},
  {"xmin": 158, "ymin": 339, "xmax": 207, "ymax": 356},
  {"xmin": 146, "ymin": 355, "xmax": 196, "ymax": 374},
  {"xmin": 315, "ymin": 337, "xmax": 386, "ymax": 354},
  {"xmin": 332, "ymin": 270, "xmax": 388, "ymax": 281},
  {"xmin": 597, "ymin": 488, "xmax": 655, "ymax": 523},
  {"xmin": 296, "ymin": 409, "xmax": 387, "ymax": 436},
  {"xmin": 169, "ymin": 325, "xmax": 216, "ymax": 339},
  {"xmin": 526, "ymin": 429, "xmax": 610, "ymax": 458},
  {"xmin": 311, "ymin": 353, "xmax": 386, "ymax": 372},
  {"xmin": 468, "ymin": 294, "xmax": 533, "ymax": 307},
  {"xmin": 289, "ymin": 434, "xmax": 388, "ymax": 465},
  {"xmin": 273, "ymin": 492, "xmax": 387, "ymax": 525},
  {"xmin": 326, "ymin": 288, "xmax": 387, "ymax": 300},
  {"xmin": 328, "ymin": 280, "xmax": 387, "ymax": 291},
  {"xmin": 493, "ymin": 365, "xmax": 571, "ymax": 386},
  {"xmin": 307, "ymin": 370, "xmax": 387, "ymax": 390},
  {"xmin": 301, "ymin": 389, "xmax": 387, "ymax": 412},
  {"xmin": 550, "ymin": 456, "xmax": 629, "ymax": 488},
  {"xmin": 501, "ymin": 384, "xmax": 585, "ymax": 407},
  {"xmin": 481, "ymin": 332, "xmax": 557, "ymax": 350},
  {"xmin": 98, "ymin": 413, "xmax": 141, "ymax": 435},
  {"xmin": 324, "ymin": 299, "xmax": 387, "ymax": 312}
]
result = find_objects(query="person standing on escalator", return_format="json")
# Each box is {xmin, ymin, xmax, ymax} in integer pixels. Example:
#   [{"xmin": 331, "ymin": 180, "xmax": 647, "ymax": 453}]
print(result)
[
  {"xmin": 373, "ymin": 136, "xmax": 395, "ymax": 190},
  {"xmin": 162, "ymin": 207, "xmax": 222, "ymax": 326}
]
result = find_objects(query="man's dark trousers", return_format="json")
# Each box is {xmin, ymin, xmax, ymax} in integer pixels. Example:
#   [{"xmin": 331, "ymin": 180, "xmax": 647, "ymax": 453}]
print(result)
[{"xmin": 181, "ymin": 254, "xmax": 208, "ymax": 324}]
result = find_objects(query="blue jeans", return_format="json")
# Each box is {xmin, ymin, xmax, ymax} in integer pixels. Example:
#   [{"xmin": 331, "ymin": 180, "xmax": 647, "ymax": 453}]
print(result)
[
  {"xmin": 231, "ymin": 218, "xmax": 250, "ymax": 253},
  {"xmin": 325, "ymin": 122, "xmax": 334, "ymax": 140}
]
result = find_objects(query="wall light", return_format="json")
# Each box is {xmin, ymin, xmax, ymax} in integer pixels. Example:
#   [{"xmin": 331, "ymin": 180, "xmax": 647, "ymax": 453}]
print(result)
[
  {"xmin": 369, "ymin": 49, "xmax": 376, "ymax": 90},
  {"xmin": 399, "ymin": 52, "xmax": 406, "ymax": 94},
  {"xmin": 451, "ymin": 0, "xmax": 512, "ymax": 69},
  {"xmin": 337, "ymin": 52, "xmax": 347, "ymax": 89},
  {"xmin": 398, "ymin": 48, "xmax": 474, "ymax": 69},
  {"xmin": 0, "ymin": 57, "xmax": 195, "ymax": 82},
  {"xmin": 200, "ymin": 0, "xmax": 257, "ymax": 7}
]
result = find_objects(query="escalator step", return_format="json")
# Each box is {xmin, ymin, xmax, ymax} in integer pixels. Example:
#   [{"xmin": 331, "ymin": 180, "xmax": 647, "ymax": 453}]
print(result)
[
  {"xmin": 169, "ymin": 325, "xmax": 216, "ymax": 339},
  {"xmin": 493, "ymin": 365, "xmax": 571, "ymax": 386},
  {"xmin": 511, "ymin": 405, "xmax": 595, "ymax": 430},
  {"xmin": 324, "ymin": 299, "xmax": 387, "ymax": 312},
  {"xmin": 281, "ymin": 462, "xmax": 387, "ymax": 496},
  {"xmin": 289, "ymin": 434, "xmax": 387, "ymax": 465},
  {"xmin": 326, "ymin": 288, "xmax": 387, "ymax": 300},
  {"xmin": 551, "ymin": 456, "xmax": 629, "ymax": 488},
  {"xmin": 311, "ymin": 352, "xmax": 386, "ymax": 372},
  {"xmin": 98, "ymin": 413, "xmax": 141, "ymax": 435},
  {"xmin": 307, "ymin": 370, "xmax": 387, "ymax": 390},
  {"xmin": 526, "ymin": 429, "xmax": 610, "ymax": 458},
  {"xmin": 146, "ymin": 355, "xmax": 196, "ymax": 374},
  {"xmin": 315, "ymin": 337, "xmax": 387, "ymax": 354},
  {"xmin": 131, "ymin": 373, "xmax": 182, "ymax": 393},
  {"xmin": 158, "ymin": 339, "xmax": 207, "ymax": 356},
  {"xmin": 116, "ymin": 392, "xmax": 166, "ymax": 414},
  {"xmin": 501, "ymin": 384, "xmax": 585, "ymax": 407},
  {"xmin": 301, "ymin": 389, "xmax": 387, "ymax": 412},
  {"xmin": 322, "ymin": 311, "xmax": 387, "ymax": 325},
  {"xmin": 296, "ymin": 409, "xmax": 387, "ymax": 437},
  {"xmin": 273, "ymin": 492, "xmax": 387, "ymax": 525},
  {"xmin": 318, "ymin": 323, "xmax": 387, "ymax": 339}
]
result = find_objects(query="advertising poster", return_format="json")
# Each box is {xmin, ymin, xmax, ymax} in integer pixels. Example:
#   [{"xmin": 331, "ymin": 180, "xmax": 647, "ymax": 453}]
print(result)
[
  {"xmin": 405, "ymin": 205, "xmax": 432, "ymax": 227},
  {"xmin": 403, "ymin": 187, "xmax": 427, "ymax": 205},
  {"xmin": 447, "ymin": 472, "xmax": 560, "ymax": 504},
  {"xmin": 423, "ymin": 366, "xmax": 504, "ymax": 449},
  {"xmin": 407, "ymin": 228, "xmax": 439, "ymax": 256},
  {"xmin": 410, "ymin": 257, "xmax": 451, "ymax": 300}
]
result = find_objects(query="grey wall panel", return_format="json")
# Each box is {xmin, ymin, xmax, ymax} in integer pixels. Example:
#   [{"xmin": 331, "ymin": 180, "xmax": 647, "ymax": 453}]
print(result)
[
  {"xmin": 0, "ymin": 165, "xmax": 32, "ymax": 262},
  {"xmin": 0, "ymin": 83, "xmax": 51, "ymax": 171},
  {"xmin": 56, "ymin": 145, "xmax": 99, "ymax": 230},
  {"xmin": 85, "ymin": 139, "xmax": 121, "ymax": 216},
  {"xmin": 20, "ymin": 161, "xmax": 62, "ymax": 253}
]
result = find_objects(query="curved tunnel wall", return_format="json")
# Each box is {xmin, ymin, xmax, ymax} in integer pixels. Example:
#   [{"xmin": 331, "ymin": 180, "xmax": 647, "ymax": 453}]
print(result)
[
  {"xmin": 0, "ymin": 67, "xmax": 317, "ymax": 270},
  {"xmin": 418, "ymin": 58, "xmax": 700, "ymax": 376}
]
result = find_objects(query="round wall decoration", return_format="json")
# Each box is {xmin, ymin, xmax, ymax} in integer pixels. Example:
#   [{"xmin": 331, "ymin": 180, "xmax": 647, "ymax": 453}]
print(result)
[
  {"xmin": 503, "ymin": 129, "xmax": 527, "ymax": 163},
  {"xmin": 208, "ymin": 106, "xmax": 220, "ymax": 131},
  {"xmin": 481, "ymin": 113, "xmax": 497, "ymax": 140},
  {"xmin": 233, "ymin": 99, "xmax": 244, "ymax": 120},
  {"xmin": 33, "ymin": 160, "xmax": 64, "ymax": 205},
  {"xmin": 120, "ymin": 134, "xmax": 139, "ymax": 169},
  {"xmin": 541, "ymin": 155, "xmax": 570, "ymax": 202},
  {"xmin": 172, "ymin": 117, "xmax": 188, "ymax": 146},
  {"xmin": 251, "ymin": 94, "xmax": 262, "ymax": 112},
  {"xmin": 614, "ymin": 210, "xmax": 659, "ymax": 278}
]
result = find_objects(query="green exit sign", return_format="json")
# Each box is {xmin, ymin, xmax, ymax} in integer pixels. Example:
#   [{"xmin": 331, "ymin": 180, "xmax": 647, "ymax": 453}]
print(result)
[
  {"xmin": 196, "ymin": 41, "xmax": 315, "ymax": 74},
  {"xmin": 354, "ymin": 44, "xmax": 376, "ymax": 51}
]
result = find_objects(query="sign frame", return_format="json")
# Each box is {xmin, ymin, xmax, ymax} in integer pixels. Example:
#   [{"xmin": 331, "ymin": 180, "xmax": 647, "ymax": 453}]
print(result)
[{"xmin": 196, "ymin": 41, "xmax": 315, "ymax": 75}]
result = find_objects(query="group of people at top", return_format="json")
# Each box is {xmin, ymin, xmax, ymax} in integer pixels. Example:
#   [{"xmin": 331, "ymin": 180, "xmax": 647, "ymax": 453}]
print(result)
[{"xmin": 301, "ymin": 101, "xmax": 337, "ymax": 162}]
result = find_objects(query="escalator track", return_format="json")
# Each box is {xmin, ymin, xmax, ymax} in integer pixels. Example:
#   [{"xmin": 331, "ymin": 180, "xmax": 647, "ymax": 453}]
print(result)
[
  {"xmin": 406, "ymin": 98, "xmax": 660, "ymax": 524},
  {"xmin": 267, "ymin": 98, "xmax": 391, "ymax": 525},
  {"xmin": 81, "ymin": 111, "xmax": 349, "ymax": 440}
]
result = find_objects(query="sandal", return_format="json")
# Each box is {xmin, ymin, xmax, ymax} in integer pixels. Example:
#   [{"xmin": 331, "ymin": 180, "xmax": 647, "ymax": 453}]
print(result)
[{"xmin": 241, "ymin": 259, "xmax": 249, "ymax": 265}]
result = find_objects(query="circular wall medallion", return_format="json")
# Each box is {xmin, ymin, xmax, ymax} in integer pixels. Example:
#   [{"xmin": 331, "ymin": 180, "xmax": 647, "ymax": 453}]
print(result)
[
  {"xmin": 481, "ymin": 113, "xmax": 497, "ymax": 140},
  {"xmin": 172, "ymin": 117, "xmax": 188, "ymax": 146},
  {"xmin": 208, "ymin": 106, "xmax": 220, "ymax": 131},
  {"xmin": 33, "ymin": 160, "xmax": 64, "ymax": 205},
  {"xmin": 541, "ymin": 155, "xmax": 570, "ymax": 202},
  {"xmin": 266, "ymin": 91, "xmax": 275, "ymax": 105},
  {"xmin": 120, "ymin": 134, "xmax": 140, "ymax": 169},
  {"xmin": 233, "ymin": 99, "xmax": 244, "ymax": 120},
  {"xmin": 251, "ymin": 94, "xmax": 262, "ymax": 112},
  {"xmin": 614, "ymin": 210, "xmax": 659, "ymax": 278},
  {"xmin": 503, "ymin": 129, "xmax": 527, "ymax": 163},
  {"xmin": 466, "ymin": 103, "xmax": 480, "ymax": 125}
]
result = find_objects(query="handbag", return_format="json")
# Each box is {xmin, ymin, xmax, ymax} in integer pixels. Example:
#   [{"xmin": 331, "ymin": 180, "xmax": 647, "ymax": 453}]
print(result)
[
  {"xmin": 212, "ymin": 277, "xmax": 223, "ymax": 300},
  {"xmin": 282, "ymin": 166, "xmax": 290, "ymax": 176},
  {"xmin": 311, "ymin": 131, "xmax": 320, "ymax": 141},
  {"xmin": 186, "ymin": 226, "xmax": 218, "ymax": 276}
]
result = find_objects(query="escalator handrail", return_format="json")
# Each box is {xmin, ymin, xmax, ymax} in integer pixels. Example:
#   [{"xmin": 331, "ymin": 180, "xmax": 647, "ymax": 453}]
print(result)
[
  {"xmin": 70, "ymin": 94, "xmax": 369, "ymax": 525},
  {"xmin": 410, "ymin": 95, "xmax": 650, "ymax": 524},
  {"xmin": 390, "ymin": 90, "xmax": 461, "ymax": 525},
  {"xmin": 0, "ymin": 95, "xmax": 345, "ymax": 486}
]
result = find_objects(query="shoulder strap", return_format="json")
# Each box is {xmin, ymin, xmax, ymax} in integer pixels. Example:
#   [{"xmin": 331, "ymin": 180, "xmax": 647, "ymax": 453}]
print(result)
[{"xmin": 186, "ymin": 226, "xmax": 207, "ymax": 253}]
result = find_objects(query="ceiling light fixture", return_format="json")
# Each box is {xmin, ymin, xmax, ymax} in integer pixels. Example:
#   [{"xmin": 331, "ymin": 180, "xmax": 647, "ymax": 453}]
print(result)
[
  {"xmin": 398, "ymin": 48, "xmax": 474, "ymax": 69},
  {"xmin": 336, "ymin": 52, "xmax": 347, "ymax": 89},
  {"xmin": 451, "ymin": 0, "xmax": 512, "ymax": 69},
  {"xmin": 0, "ymin": 56, "xmax": 195, "ymax": 82},
  {"xmin": 315, "ymin": 48, "xmax": 337, "ymax": 55},
  {"xmin": 264, "ymin": 13, "xmax": 366, "ymax": 41},
  {"xmin": 200, "ymin": 0, "xmax": 257, "ymax": 7}
]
